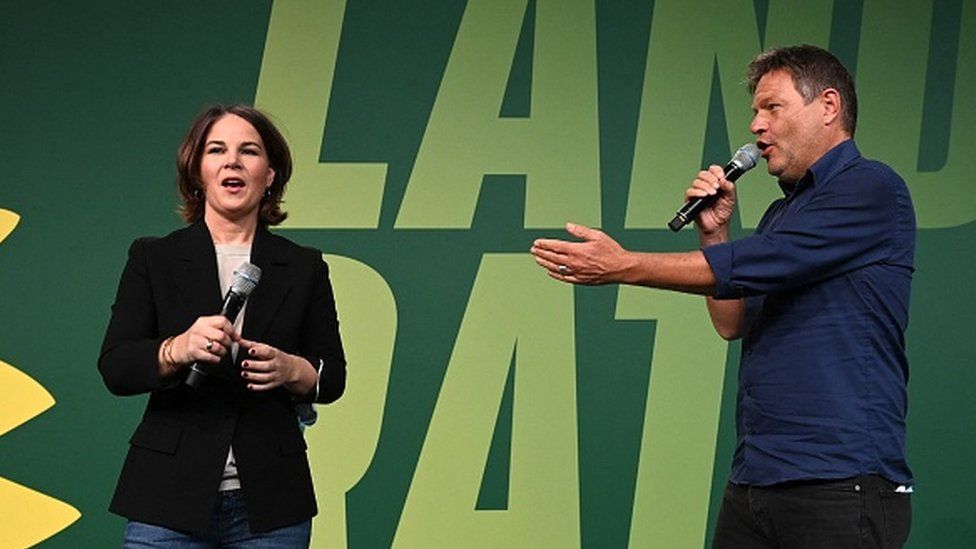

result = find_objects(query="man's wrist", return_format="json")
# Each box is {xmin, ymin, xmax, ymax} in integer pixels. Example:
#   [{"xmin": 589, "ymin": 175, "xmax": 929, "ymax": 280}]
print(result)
[
  {"xmin": 616, "ymin": 250, "xmax": 640, "ymax": 285},
  {"xmin": 698, "ymin": 226, "xmax": 730, "ymax": 248}
]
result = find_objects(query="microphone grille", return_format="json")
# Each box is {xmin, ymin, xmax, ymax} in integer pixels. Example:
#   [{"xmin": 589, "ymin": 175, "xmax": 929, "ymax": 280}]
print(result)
[
  {"xmin": 231, "ymin": 262, "xmax": 262, "ymax": 297},
  {"xmin": 733, "ymin": 143, "xmax": 761, "ymax": 171}
]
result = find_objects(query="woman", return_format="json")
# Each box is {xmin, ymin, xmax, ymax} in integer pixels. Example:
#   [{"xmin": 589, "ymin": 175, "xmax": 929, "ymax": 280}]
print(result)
[{"xmin": 99, "ymin": 105, "xmax": 346, "ymax": 547}]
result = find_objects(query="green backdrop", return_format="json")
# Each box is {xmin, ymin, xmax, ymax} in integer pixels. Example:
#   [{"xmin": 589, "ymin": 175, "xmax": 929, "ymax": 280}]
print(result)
[{"xmin": 1, "ymin": 0, "xmax": 974, "ymax": 547}]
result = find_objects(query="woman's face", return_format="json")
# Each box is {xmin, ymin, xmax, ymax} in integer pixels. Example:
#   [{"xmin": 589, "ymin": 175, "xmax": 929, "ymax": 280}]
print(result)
[{"xmin": 198, "ymin": 114, "xmax": 275, "ymax": 224}]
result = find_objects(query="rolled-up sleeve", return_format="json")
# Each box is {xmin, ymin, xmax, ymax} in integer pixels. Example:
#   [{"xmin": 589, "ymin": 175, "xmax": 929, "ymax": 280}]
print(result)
[
  {"xmin": 701, "ymin": 240, "xmax": 738, "ymax": 298},
  {"xmin": 702, "ymin": 165, "xmax": 903, "ymax": 299}
]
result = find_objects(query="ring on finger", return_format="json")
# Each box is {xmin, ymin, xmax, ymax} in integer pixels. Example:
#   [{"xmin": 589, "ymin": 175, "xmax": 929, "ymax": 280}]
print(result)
[
  {"xmin": 205, "ymin": 338, "xmax": 214, "ymax": 352},
  {"xmin": 558, "ymin": 264, "xmax": 569, "ymax": 275}
]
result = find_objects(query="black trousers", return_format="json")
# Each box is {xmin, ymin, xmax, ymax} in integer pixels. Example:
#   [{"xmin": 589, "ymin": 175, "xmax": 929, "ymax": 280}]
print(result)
[{"xmin": 712, "ymin": 476, "xmax": 911, "ymax": 549}]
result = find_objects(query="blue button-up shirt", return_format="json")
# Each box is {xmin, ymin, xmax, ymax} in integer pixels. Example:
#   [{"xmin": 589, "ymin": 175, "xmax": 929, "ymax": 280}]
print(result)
[{"xmin": 702, "ymin": 139, "xmax": 915, "ymax": 486}]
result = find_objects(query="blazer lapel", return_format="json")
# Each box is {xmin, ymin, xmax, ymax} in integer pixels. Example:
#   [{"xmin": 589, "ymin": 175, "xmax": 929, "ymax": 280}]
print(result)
[
  {"xmin": 173, "ymin": 222, "xmax": 223, "ymax": 318},
  {"xmin": 243, "ymin": 227, "xmax": 292, "ymax": 342}
]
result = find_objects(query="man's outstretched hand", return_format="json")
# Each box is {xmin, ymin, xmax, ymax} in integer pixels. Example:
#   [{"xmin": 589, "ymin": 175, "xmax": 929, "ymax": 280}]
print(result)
[{"xmin": 530, "ymin": 222, "xmax": 634, "ymax": 285}]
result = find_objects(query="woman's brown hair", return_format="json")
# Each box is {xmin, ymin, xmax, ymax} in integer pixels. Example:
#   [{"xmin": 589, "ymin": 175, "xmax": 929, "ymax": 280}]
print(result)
[{"xmin": 176, "ymin": 105, "xmax": 292, "ymax": 225}]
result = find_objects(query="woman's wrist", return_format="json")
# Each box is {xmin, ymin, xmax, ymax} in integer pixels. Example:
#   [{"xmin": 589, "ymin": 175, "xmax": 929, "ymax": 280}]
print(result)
[
  {"xmin": 284, "ymin": 354, "xmax": 318, "ymax": 396},
  {"xmin": 159, "ymin": 336, "xmax": 180, "ymax": 377}
]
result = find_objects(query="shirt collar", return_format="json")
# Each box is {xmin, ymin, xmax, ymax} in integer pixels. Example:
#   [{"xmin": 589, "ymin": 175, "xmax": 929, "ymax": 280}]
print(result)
[{"xmin": 778, "ymin": 138, "xmax": 860, "ymax": 199}]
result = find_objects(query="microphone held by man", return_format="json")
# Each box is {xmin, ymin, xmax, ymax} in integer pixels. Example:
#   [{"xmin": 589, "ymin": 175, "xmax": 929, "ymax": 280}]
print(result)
[
  {"xmin": 530, "ymin": 44, "xmax": 916, "ymax": 548},
  {"xmin": 668, "ymin": 143, "xmax": 761, "ymax": 232}
]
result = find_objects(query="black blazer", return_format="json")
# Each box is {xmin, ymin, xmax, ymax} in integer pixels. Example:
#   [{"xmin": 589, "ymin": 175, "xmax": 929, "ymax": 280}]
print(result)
[{"xmin": 99, "ymin": 222, "xmax": 346, "ymax": 536}]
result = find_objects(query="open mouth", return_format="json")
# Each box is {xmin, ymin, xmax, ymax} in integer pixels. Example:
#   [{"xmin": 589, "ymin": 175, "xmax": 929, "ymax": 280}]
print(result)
[{"xmin": 221, "ymin": 178, "xmax": 245, "ymax": 188}]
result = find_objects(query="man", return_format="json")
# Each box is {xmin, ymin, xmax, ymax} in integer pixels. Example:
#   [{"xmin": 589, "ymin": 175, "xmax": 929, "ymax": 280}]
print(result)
[{"xmin": 531, "ymin": 45, "xmax": 914, "ymax": 548}]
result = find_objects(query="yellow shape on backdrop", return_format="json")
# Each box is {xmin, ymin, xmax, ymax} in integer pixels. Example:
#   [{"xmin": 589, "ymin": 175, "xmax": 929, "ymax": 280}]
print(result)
[
  {"xmin": 0, "ymin": 360, "xmax": 54, "ymax": 437},
  {"xmin": 0, "ymin": 212, "xmax": 82, "ymax": 546},
  {"xmin": 0, "ymin": 209, "xmax": 19, "ymax": 244},
  {"xmin": 0, "ymin": 477, "xmax": 81, "ymax": 549},
  {"xmin": 0, "ymin": 361, "xmax": 82, "ymax": 547}
]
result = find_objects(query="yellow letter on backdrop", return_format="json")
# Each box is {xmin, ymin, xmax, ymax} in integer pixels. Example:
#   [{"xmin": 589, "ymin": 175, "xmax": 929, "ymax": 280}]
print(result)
[{"xmin": 394, "ymin": 255, "xmax": 580, "ymax": 548}]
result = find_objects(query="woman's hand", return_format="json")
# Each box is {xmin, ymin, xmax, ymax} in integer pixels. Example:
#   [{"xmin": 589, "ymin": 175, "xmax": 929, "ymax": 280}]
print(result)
[
  {"xmin": 171, "ymin": 316, "xmax": 239, "ymax": 365},
  {"xmin": 239, "ymin": 339, "xmax": 317, "ymax": 395},
  {"xmin": 157, "ymin": 316, "xmax": 238, "ymax": 379}
]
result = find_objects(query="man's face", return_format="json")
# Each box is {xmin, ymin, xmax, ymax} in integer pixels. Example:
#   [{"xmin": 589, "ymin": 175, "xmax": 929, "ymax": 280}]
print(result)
[{"xmin": 749, "ymin": 70, "xmax": 827, "ymax": 184}]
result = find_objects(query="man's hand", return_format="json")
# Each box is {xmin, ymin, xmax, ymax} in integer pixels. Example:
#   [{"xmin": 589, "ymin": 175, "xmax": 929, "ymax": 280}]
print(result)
[
  {"xmin": 530, "ymin": 222, "xmax": 635, "ymax": 285},
  {"xmin": 689, "ymin": 165, "xmax": 737, "ymax": 242}
]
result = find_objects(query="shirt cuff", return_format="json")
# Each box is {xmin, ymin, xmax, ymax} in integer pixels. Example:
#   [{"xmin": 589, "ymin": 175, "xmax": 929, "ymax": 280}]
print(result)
[
  {"xmin": 701, "ymin": 242, "xmax": 739, "ymax": 299},
  {"xmin": 314, "ymin": 358, "xmax": 324, "ymax": 401}
]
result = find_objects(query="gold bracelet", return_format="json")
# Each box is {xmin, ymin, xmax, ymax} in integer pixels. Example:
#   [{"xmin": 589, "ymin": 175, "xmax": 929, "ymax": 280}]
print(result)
[{"xmin": 161, "ymin": 336, "xmax": 176, "ymax": 368}]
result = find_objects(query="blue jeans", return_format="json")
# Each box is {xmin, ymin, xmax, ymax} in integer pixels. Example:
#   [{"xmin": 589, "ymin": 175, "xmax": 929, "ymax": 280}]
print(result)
[{"xmin": 123, "ymin": 490, "xmax": 311, "ymax": 548}]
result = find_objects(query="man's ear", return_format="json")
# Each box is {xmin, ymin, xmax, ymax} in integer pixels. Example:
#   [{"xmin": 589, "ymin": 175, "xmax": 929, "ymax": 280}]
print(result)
[{"xmin": 820, "ymin": 88, "xmax": 842, "ymax": 127}]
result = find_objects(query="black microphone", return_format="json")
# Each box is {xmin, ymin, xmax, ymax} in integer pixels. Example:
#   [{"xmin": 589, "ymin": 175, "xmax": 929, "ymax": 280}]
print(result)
[
  {"xmin": 185, "ymin": 262, "xmax": 262, "ymax": 389},
  {"xmin": 667, "ymin": 143, "xmax": 761, "ymax": 232}
]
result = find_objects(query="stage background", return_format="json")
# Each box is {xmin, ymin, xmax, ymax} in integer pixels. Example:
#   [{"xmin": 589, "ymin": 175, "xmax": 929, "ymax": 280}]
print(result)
[{"xmin": 1, "ymin": 0, "xmax": 974, "ymax": 547}]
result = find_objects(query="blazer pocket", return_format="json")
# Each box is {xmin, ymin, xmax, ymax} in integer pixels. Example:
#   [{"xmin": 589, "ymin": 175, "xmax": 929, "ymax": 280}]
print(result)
[
  {"xmin": 279, "ymin": 431, "xmax": 308, "ymax": 456},
  {"xmin": 129, "ymin": 420, "xmax": 184, "ymax": 455}
]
